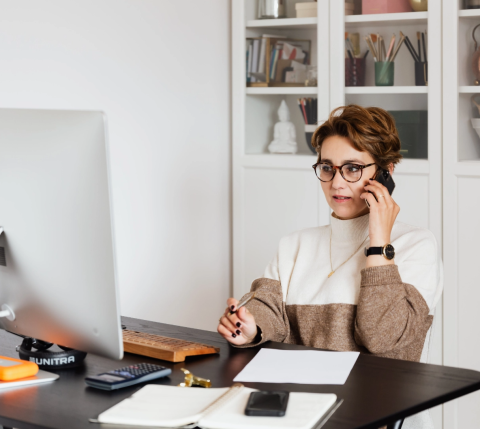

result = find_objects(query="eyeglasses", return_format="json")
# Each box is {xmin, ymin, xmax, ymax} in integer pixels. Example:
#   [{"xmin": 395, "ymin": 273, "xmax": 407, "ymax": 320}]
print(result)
[{"xmin": 312, "ymin": 162, "xmax": 376, "ymax": 183}]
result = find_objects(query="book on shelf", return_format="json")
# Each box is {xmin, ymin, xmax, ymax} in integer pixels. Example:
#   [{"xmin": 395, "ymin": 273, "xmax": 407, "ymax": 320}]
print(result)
[
  {"xmin": 91, "ymin": 383, "xmax": 342, "ymax": 429},
  {"xmin": 246, "ymin": 36, "xmax": 311, "ymax": 88},
  {"xmin": 251, "ymin": 39, "xmax": 260, "ymax": 79},
  {"xmin": 246, "ymin": 44, "xmax": 249, "ymax": 82},
  {"xmin": 247, "ymin": 41, "xmax": 254, "ymax": 83},
  {"xmin": 258, "ymin": 38, "xmax": 266, "ymax": 74}
]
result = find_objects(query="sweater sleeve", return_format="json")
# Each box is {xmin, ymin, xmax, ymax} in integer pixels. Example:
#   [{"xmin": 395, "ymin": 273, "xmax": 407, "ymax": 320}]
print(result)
[
  {"xmin": 234, "ymin": 277, "xmax": 290, "ymax": 348},
  {"xmin": 354, "ymin": 264, "xmax": 434, "ymax": 360},
  {"xmin": 354, "ymin": 229, "xmax": 442, "ymax": 362}
]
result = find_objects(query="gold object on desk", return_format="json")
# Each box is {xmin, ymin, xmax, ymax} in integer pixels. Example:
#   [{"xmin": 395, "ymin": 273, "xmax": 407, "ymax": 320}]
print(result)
[
  {"xmin": 178, "ymin": 368, "xmax": 212, "ymax": 388},
  {"xmin": 409, "ymin": 0, "xmax": 428, "ymax": 11}
]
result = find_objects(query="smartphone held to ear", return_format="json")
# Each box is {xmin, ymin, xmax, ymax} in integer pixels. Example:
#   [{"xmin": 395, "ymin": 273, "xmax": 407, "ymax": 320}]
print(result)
[{"xmin": 366, "ymin": 169, "xmax": 395, "ymax": 208}]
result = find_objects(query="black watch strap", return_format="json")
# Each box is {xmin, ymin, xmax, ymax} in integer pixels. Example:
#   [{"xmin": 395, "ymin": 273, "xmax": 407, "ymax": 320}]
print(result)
[
  {"xmin": 364, "ymin": 244, "xmax": 395, "ymax": 260},
  {"xmin": 364, "ymin": 247, "xmax": 383, "ymax": 257}
]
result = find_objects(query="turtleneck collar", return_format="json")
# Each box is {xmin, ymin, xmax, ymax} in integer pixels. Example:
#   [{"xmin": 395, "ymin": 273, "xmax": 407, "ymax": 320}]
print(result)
[{"xmin": 330, "ymin": 212, "xmax": 370, "ymax": 244}]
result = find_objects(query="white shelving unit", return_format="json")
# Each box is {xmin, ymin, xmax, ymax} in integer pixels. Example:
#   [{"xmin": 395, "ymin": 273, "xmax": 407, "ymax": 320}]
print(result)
[
  {"xmin": 458, "ymin": 85, "xmax": 480, "ymax": 92},
  {"xmin": 345, "ymin": 11, "xmax": 428, "ymax": 27},
  {"xmin": 344, "ymin": 86, "xmax": 428, "ymax": 94},
  {"xmin": 246, "ymin": 16, "xmax": 317, "ymax": 29},
  {"xmin": 443, "ymin": 1, "xmax": 480, "ymax": 428},
  {"xmin": 246, "ymin": 87, "xmax": 318, "ymax": 95},
  {"xmin": 241, "ymin": 153, "xmax": 317, "ymax": 169},
  {"xmin": 458, "ymin": 8, "xmax": 480, "ymax": 18}
]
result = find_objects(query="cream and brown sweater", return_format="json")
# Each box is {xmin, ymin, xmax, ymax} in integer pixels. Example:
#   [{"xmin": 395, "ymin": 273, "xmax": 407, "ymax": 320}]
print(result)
[
  {"xmin": 239, "ymin": 213, "xmax": 443, "ymax": 361},
  {"xmin": 238, "ymin": 214, "xmax": 443, "ymax": 429}
]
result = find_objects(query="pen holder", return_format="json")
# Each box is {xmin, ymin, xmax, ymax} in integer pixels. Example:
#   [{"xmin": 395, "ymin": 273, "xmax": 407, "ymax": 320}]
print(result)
[
  {"xmin": 414, "ymin": 61, "xmax": 428, "ymax": 86},
  {"xmin": 375, "ymin": 61, "xmax": 394, "ymax": 86},
  {"xmin": 345, "ymin": 58, "xmax": 365, "ymax": 87},
  {"xmin": 305, "ymin": 124, "xmax": 317, "ymax": 154}
]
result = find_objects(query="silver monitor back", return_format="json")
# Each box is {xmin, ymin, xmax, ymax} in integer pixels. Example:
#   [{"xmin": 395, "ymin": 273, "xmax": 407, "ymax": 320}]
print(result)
[{"xmin": 0, "ymin": 108, "xmax": 123, "ymax": 360}]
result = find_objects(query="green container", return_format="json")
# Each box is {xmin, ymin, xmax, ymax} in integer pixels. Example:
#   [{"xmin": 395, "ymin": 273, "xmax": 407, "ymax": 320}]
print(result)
[
  {"xmin": 375, "ymin": 61, "xmax": 394, "ymax": 86},
  {"xmin": 388, "ymin": 110, "xmax": 428, "ymax": 159}
]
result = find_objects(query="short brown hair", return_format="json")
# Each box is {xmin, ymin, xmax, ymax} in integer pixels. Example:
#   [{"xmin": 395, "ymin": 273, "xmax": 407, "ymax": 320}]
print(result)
[{"xmin": 312, "ymin": 104, "xmax": 402, "ymax": 170}]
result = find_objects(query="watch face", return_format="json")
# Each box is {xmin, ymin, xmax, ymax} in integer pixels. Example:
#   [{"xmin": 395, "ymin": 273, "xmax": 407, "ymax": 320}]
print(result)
[{"xmin": 383, "ymin": 244, "xmax": 395, "ymax": 260}]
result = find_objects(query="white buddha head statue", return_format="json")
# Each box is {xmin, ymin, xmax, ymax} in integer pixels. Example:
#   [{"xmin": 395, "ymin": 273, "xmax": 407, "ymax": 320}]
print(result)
[{"xmin": 278, "ymin": 100, "xmax": 290, "ymax": 122}]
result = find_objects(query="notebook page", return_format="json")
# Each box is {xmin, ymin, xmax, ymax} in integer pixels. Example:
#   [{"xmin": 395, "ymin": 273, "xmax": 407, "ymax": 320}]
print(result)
[
  {"xmin": 199, "ymin": 388, "xmax": 337, "ymax": 429},
  {"xmin": 97, "ymin": 385, "xmax": 231, "ymax": 427}
]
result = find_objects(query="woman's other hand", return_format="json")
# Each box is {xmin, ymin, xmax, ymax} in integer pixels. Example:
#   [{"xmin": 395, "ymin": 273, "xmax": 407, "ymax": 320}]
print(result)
[
  {"xmin": 361, "ymin": 178, "xmax": 400, "ymax": 266},
  {"xmin": 217, "ymin": 298, "xmax": 258, "ymax": 346}
]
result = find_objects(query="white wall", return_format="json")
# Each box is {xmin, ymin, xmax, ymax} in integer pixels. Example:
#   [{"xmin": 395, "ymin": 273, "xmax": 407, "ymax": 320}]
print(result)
[{"xmin": 0, "ymin": 0, "xmax": 231, "ymax": 331}]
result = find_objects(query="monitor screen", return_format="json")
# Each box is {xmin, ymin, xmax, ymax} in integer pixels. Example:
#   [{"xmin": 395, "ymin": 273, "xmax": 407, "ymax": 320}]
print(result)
[{"xmin": 0, "ymin": 108, "xmax": 123, "ymax": 360}]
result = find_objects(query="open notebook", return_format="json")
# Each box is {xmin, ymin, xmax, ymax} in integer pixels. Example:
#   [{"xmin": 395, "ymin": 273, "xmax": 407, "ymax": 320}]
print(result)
[{"xmin": 92, "ymin": 383, "xmax": 340, "ymax": 429}]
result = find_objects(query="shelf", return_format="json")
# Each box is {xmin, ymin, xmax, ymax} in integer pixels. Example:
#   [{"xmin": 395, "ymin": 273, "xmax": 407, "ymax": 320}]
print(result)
[
  {"xmin": 395, "ymin": 159, "xmax": 429, "ymax": 175},
  {"xmin": 345, "ymin": 86, "xmax": 427, "ymax": 94},
  {"xmin": 246, "ymin": 17, "xmax": 317, "ymax": 30},
  {"xmin": 246, "ymin": 87, "xmax": 318, "ymax": 95},
  {"xmin": 454, "ymin": 160, "xmax": 480, "ymax": 176},
  {"xmin": 240, "ymin": 155, "xmax": 429, "ymax": 174},
  {"xmin": 345, "ymin": 11, "xmax": 428, "ymax": 28},
  {"xmin": 241, "ymin": 154, "xmax": 317, "ymax": 169},
  {"xmin": 459, "ymin": 86, "xmax": 480, "ymax": 93},
  {"xmin": 459, "ymin": 9, "xmax": 480, "ymax": 19}
]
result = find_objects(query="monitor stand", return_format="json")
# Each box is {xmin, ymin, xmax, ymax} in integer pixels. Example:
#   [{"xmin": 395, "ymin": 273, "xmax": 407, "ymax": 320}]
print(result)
[
  {"xmin": 1, "ymin": 226, "xmax": 88, "ymax": 369},
  {"xmin": 17, "ymin": 337, "xmax": 87, "ymax": 370}
]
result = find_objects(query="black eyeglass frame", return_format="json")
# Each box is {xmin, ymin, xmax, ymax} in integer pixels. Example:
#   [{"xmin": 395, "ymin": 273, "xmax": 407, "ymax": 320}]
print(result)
[{"xmin": 312, "ymin": 162, "xmax": 377, "ymax": 183}]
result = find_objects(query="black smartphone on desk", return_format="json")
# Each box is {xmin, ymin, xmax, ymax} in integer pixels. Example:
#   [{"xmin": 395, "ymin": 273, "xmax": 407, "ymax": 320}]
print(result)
[
  {"xmin": 366, "ymin": 169, "xmax": 395, "ymax": 207},
  {"xmin": 245, "ymin": 391, "xmax": 289, "ymax": 417}
]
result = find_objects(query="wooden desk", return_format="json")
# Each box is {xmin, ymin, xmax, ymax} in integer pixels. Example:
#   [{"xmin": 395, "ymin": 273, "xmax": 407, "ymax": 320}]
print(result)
[{"xmin": 0, "ymin": 316, "xmax": 479, "ymax": 429}]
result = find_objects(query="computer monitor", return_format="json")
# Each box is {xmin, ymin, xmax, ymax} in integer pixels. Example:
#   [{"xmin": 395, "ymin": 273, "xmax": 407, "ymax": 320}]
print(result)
[{"xmin": 0, "ymin": 108, "xmax": 123, "ymax": 360}]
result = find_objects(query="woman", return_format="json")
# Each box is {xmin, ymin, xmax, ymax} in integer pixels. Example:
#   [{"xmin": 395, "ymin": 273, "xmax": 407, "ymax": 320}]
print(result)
[{"xmin": 217, "ymin": 105, "xmax": 443, "ymax": 428}]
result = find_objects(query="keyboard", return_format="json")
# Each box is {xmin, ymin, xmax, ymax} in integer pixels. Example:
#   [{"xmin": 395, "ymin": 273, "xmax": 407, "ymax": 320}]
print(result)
[{"xmin": 122, "ymin": 329, "xmax": 220, "ymax": 363}]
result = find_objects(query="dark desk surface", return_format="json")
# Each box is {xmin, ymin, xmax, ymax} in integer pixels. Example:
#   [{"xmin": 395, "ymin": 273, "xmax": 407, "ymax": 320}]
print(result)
[{"xmin": 0, "ymin": 317, "xmax": 479, "ymax": 429}]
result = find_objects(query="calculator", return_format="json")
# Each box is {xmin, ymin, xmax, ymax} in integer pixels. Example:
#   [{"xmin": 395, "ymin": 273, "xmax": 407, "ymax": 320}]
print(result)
[{"xmin": 84, "ymin": 363, "xmax": 172, "ymax": 390}]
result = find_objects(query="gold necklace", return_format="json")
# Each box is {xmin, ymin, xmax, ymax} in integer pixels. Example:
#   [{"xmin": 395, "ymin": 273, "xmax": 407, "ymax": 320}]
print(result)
[{"xmin": 328, "ymin": 227, "xmax": 368, "ymax": 278}]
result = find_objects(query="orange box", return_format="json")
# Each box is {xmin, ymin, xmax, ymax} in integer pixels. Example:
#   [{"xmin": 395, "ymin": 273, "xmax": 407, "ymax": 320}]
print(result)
[
  {"xmin": 362, "ymin": 0, "xmax": 413, "ymax": 14},
  {"xmin": 0, "ymin": 356, "xmax": 39, "ymax": 381}
]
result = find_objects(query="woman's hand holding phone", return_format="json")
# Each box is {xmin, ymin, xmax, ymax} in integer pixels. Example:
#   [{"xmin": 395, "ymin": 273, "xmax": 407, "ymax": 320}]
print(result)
[
  {"xmin": 361, "ymin": 178, "xmax": 400, "ymax": 267},
  {"xmin": 217, "ymin": 298, "xmax": 258, "ymax": 346}
]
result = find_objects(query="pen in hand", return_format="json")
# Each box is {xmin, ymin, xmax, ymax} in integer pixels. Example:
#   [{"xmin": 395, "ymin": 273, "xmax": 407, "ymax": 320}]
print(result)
[{"xmin": 230, "ymin": 292, "xmax": 256, "ymax": 314}]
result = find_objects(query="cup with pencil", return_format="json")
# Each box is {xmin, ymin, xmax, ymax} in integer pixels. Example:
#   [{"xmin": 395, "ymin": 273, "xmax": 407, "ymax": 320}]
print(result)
[
  {"xmin": 365, "ymin": 32, "xmax": 405, "ymax": 86},
  {"xmin": 297, "ymin": 98, "xmax": 317, "ymax": 154},
  {"xmin": 402, "ymin": 30, "xmax": 428, "ymax": 86},
  {"xmin": 345, "ymin": 32, "xmax": 368, "ymax": 87}
]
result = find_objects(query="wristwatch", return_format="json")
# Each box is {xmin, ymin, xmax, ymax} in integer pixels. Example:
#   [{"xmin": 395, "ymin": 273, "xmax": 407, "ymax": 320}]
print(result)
[{"xmin": 364, "ymin": 244, "xmax": 395, "ymax": 260}]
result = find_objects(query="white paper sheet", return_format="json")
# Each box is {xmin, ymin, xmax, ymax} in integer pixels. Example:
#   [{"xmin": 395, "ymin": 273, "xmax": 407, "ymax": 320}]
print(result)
[
  {"xmin": 0, "ymin": 369, "xmax": 59, "ymax": 390},
  {"xmin": 233, "ymin": 349, "xmax": 359, "ymax": 385}
]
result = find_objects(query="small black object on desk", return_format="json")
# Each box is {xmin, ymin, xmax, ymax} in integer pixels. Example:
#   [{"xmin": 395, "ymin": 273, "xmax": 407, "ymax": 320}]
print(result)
[
  {"xmin": 245, "ymin": 390, "xmax": 289, "ymax": 416},
  {"xmin": 0, "ymin": 316, "xmax": 479, "ymax": 429}
]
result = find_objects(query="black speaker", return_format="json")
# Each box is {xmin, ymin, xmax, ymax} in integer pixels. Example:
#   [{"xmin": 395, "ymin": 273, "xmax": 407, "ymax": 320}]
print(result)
[{"xmin": 17, "ymin": 337, "xmax": 87, "ymax": 370}]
